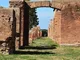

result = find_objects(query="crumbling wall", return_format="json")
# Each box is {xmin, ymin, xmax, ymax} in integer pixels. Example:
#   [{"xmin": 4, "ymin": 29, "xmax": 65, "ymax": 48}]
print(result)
[
  {"xmin": 29, "ymin": 26, "xmax": 42, "ymax": 44},
  {"xmin": 0, "ymin": 8, "xmax": 15, "ymax": 54},
  {"xmin": 48, "ymin": 10, "xmax": 61, "ymax": 44},
  {"xmin": 61, "ymin": 3, "xmax": 80, "ymax": 45},
  {"xmin": 48, "ymin": 3, "xmax": 80, "ymax": 46},
  {"xmin": 48, "ymin": 19, "xmax": 53, "ymax": 40},
  {"xmin": 53, "ymin": 10, "xmax": 61, "ymax": 44}
]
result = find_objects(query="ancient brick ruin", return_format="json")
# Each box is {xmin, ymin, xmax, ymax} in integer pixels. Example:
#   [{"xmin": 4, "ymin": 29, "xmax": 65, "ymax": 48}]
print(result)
[
  {"xmin": 0, "ymin": 0, "xmax": 80, "ymax": 54},
  {"xmin": 48, "ymin": 2, "xmax": 80, "ymax": 46},
  {"xmin": 48, "ymin": 9, "xmax": 61, "ymax": 44},
  {"xmin": 29, "ymin": 26, "xmax": 42, "ymax": 44},
  {"xmin": 0, "ymin": 8, "xmax": 16, "ymax": 54}
]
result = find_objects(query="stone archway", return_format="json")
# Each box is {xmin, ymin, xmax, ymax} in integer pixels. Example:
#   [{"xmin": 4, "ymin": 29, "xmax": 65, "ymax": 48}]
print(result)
[
  {"xmin": 9, "ymin": 0, "xmax": 80, "ymax": 50},
  {"xmin": 0, "ymin": 0, "xmax": 80, "ymax": 54},
  {"xmin": 25, "ymin": 1, "xmax": 62, "ymax": 46},
  {"xmin": 9, "ymin": 0, "xmax": 62, "ymax": 47},
  {"xmin": 26, "ymin": 1, "xmax": 62, "ymax": 46}
]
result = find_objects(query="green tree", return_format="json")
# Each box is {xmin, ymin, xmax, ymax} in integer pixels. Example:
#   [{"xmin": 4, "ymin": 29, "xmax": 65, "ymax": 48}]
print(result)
[
  {"xmin": 29, "ymin": 8, "xmax": 39, "ymax": 29},
  {"xmin": 0, "ymin": 6, "xmax": 3, "ymax": 8},
  {"xmin": 41, "ymin": 29, "xmax": 48, "ymax": 37},
  {"xmin": 25, "ymin": 0, "xmax": 39, "ymax": 30}
]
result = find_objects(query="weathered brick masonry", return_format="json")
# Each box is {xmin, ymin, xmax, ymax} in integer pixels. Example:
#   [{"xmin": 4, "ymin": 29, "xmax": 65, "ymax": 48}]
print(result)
[
  {"xmin": 61, "ymin": 3, "xmax": 80, "ymax": 45},
  {"xmin": 0, "ymin": 0, "xmax": 80, "ymax": 54},
  {"xmin": 48, "ymin": 9, "xmax": 61, "ymax": 44},
  {"xmin": 29, "ymin": 26, "xmax": 42, "ymax": 44},
  {"xmin": 0, "ymin": 8, "xmax": 16, "ymax": 54},
  {"xmin": 48, "ymin": 3, "xmax": 80, "ymax": 46}
]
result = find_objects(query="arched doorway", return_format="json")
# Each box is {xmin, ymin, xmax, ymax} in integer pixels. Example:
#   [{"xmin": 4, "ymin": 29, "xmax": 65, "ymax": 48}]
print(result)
[{"xmin": 22, "ymin": 1, "xmax": 61, "ymax": 46}]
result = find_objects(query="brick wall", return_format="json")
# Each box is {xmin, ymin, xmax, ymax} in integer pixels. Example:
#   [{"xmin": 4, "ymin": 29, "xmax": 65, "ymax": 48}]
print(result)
[
  {"xmin": 61, "ymin": 3, "xmax": 80, "ymax": 45},
  {"xmin": 48, "ymin": 3, "xmax": 80, "ymax": 46},
  {"xmin": 48, "ymin": 9, "xmax": 61, "ymax": 44},
  {"xmin": 29, "ymin": 26, "xmax": 42, "ymax": 44},
  {"xmin": 0, "ymin": 8, "xmax": 16, "ymax": 54}
]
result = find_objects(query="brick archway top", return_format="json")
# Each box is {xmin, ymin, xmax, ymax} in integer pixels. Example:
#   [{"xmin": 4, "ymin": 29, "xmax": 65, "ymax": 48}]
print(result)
[{"xmin": 26, "ymin": 1, "xmax": 63, "ymax": 10}]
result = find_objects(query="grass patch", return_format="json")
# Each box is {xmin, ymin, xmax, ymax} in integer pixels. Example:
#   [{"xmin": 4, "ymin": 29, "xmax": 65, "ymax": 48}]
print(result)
[
  {"xmin": 0, "ymin": 37, "xmax": 80, "ymax": 60},
  {"xmin": 30, "ymin": 37, "xmax": 59, "ymax": 48}
]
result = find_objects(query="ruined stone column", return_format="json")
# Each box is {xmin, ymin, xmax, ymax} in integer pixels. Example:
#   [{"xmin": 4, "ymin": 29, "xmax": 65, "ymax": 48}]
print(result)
[{"xmin": 9, "ymin": 0, "xmax": 29, "ymax": 47}]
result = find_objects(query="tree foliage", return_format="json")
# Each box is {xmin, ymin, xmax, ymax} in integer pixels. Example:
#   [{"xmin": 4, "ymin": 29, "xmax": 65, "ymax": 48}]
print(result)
[
  {"xmin": 29, "ymin": 8, "xmax": 39, "ymax": 29},
  {"xmin": 41, "ymin": 29, "xmax": 48, "ymax": 37},
  {"xmin": 25, "ymin": 0, "xmax": 39, "ymax": 30},
  {"xmin": 0, "ymin": 6, "xmax": 3, "ymax": 8}
]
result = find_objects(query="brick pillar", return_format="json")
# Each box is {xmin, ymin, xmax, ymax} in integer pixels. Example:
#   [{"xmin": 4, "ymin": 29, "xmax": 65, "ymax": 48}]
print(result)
[
  {"xmin": 9, "ymin": 0, "xmax": 29, "ymax": 47},
  {"xmin": 0, "ymin": 8, "xmax": 16, "ymax": 54},
  {"xmin": 9, "ymin": 0, "xmax": 24, "ymax": 47},
  {"xmin": 23, "ymin": 2, "xmax": 29, "ymax": 46}
]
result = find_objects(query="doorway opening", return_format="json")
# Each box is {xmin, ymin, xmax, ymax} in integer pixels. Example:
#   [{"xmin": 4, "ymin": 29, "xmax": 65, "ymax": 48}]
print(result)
[{"xmin": 29, "ymin": 7, "xmax": 55, "ymax": 47}]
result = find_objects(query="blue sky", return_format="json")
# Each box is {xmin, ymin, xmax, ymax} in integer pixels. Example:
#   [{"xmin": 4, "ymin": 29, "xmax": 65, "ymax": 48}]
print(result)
[
  {"xmin": 36, "ymin": 8, "xmax": 54, "ymax": 29},
  {"xmin": 0, "ymin": 0, "xmax": 54, "ymax": 29},
  {"xmin": 0, "ymin": 0, "xmax": 9, "ymax": 8}
]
